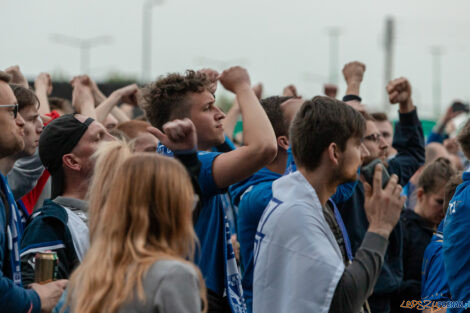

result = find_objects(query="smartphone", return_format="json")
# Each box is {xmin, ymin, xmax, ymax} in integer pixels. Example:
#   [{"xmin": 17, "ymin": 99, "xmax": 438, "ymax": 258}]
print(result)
[
  {"xmin": 361, "ymin": 158, "xmax": 391, "ymax": 189},
  {"xmin": 451, "ymin": 101, "xmax": 470, "ymax": 113}
]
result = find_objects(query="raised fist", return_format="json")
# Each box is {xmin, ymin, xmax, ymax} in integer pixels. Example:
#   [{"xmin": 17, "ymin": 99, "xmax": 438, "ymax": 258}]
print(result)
[
  {"xmin": 199, "ymin": 68, "xmax": 219, "ymax": 94},
  {"xmin": 114, "ymin": 84, "xmax": 140, "ymax": 106},
  {"xmin": 282, "ymin": 84, "xmax": 299, "ymax": 98},
  {"xmin": 219, "ymin": 66, "xmax": 251, "ymax": 94},
  {"xmin": 324, "ymin": 84, "xmax": 338, "ymax": 98},
  {"xmin": 342, "ymin": 61, "xmax": 366, "ymax": 84},
  {"xmin": 5, "ymin": 65, "xmax": 29, "ymax": 88},
  {"xmin": 148, "ymin": 118, "xmax": 197, "ymax": 152},
  {"xmin": 386, "ymin": 77, "xmax": 412, "ymax": 105}
]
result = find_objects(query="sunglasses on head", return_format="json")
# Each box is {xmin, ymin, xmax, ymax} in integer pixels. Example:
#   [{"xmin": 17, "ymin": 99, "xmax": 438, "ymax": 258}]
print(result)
[{"xmin": 0, "ymin": 103, "xmax": 18, "ymax": 118}]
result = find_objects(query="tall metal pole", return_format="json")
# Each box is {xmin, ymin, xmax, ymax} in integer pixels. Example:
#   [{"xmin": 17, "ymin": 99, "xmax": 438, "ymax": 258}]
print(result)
[
  {"xmin": 50, "ymin": 34, "xmax": 112, "ymax": 74},
  {"xmin": 383, "ymin": 17, "xmax": 395, "ymax": 112},
  {"xmin": 142, "ymin": 0, "xmax": 164, "ymax": 83},
  {"xmin": 431, "ymin": 46, "xmax": 444, "ymax": 119},
  {"xmin": 326, "ymin": 27, "xmax": 341, "ymax": 85}
]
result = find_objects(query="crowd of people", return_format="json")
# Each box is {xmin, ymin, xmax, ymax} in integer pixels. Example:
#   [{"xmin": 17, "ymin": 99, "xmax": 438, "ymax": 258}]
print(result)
[{"xmin": 0, "ymin": 60, "xmax": 469, "ymax": 313}]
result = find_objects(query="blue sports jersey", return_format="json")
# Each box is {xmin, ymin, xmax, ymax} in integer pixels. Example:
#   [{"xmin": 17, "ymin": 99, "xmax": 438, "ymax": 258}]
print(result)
[
  {"xmin": 421, "ymin": 221, "xmax": 450, "ymax": 301},
  {"xmin": 443, "ymin": 171, "xmax": 470, "ymax": 312}
]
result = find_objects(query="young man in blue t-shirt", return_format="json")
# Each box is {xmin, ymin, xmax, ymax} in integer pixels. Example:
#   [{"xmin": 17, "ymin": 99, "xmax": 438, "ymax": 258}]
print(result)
[{"xmin": 142, "ymin": 67, "xmax": 277, "ymax": 313}]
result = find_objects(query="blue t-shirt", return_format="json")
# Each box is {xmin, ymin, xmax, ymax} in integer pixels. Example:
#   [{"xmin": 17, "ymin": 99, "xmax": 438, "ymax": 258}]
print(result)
[
  {"xmin": 421, "ymin": 221, "xmax": 450, "ymax": 301},
  {"xmin": 193, "ymin": 151, "xmax": 227, "ymax": 295},
  {"xmin": 157, "ymin": 145, "xmax": 226, "ymax": 295},
  {"xmin": 230, "ymin": 168, "xmax": 281, "ymax": 313},
  {"xmin": 443, "ymin": 171, "xmax": 470, "ymax": 312}
]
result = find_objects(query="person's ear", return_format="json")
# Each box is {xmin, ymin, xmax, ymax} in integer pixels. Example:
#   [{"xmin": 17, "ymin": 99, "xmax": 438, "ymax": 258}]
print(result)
[
  {"xmin": 328, "ymin": 142, "xmax": 340, "ymax": 166},
  {"xmin": 277, "ymin": 136, "xmax": 290, "ymax": 151},
  {"xmin": 62, "ymin": 153, "xmax": 81, "ymax": 172},
  {"xmin": 416, "ymin": 187, "xmax": 425, "ymax": 202}
]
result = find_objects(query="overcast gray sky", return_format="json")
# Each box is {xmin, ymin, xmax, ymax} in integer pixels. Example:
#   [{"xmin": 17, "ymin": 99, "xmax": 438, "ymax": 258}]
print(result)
[{"xmin": 1, "ymin": 0, "xmax": 470, "ymax": 118}]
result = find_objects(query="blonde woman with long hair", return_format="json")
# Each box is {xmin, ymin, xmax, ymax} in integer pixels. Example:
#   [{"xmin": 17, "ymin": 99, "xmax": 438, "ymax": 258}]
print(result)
[{"xmin": 62, "ymin": 151, "xmax": 206, "ymax": 313}]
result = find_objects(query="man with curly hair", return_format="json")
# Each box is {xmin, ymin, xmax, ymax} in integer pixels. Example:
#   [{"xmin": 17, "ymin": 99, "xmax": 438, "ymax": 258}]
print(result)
[{"xmin": 143, "ymin": 66, "xmax": 277, "ymax": 313}]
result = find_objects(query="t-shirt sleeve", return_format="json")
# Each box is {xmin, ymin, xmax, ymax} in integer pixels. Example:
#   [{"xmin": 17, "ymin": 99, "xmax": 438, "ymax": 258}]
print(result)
[{"xmin": 197, "ymin": 151, "xmax": 224, "ymax": 198}]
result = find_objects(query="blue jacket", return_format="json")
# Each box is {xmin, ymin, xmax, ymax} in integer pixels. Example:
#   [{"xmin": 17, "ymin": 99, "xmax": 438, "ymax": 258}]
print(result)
[
  {"xmin": 338, "ymin": 109, "xmax": 425, "ymax": 313},
  {"xmin": 20, "ymin": 199, "xmax": 79, "ymax": 285},
  {"xmin": 0, "ymin": 180, "xmax": 40, "ymax": 313},
  {"xmin": 443, "ymin": 171, "xmax": 470, "ymax": 313}
]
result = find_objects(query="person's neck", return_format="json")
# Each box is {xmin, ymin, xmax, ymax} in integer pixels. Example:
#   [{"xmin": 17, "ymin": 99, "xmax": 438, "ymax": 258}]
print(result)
[
  {"xmin": 61, "ymin": 179, "xmax": 88, "ymax": 200},
  {"xmin": 298, "ymin": 166, "xmax": 337, "ymax": 206},
  {"xmin": 266, "ymin": 150, "xmax": 288, "ymax": 175},
  {"xmin": 0, "ymin": 156, "xmax": 18, "ymax": 176}
]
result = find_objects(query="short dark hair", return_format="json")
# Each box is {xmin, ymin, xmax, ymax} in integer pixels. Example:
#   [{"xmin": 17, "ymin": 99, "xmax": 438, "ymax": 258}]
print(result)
[
  {"xmin": 142, "ymin": 70, "xmax": 211, "ymax": 130},
  {"xmin": 458, "ymin": 119, "xmax": 470, "ymax": 158},
  {"xmin": 260, "ymin": 96, "xmax": 292, "ymax": 138},
  {"xmin": 0, "ymin": 71, "xmax": 11, "ymax": 83},
  {"xmin": 290, "ymin": 96, "xmax": 366, "ymax": 171},
  {"xmin": 418, "ymin": 157, "xmax": 456, "ymax": 194},
  {"xmin": 49, "ymin": 97, "xmax": 74, "ymax": 114},
  {"xmin": 9, "ymin": 84, "xmax": 40, "ymax": 111},
  {"xmin": 444, "ymin": 173, "xmax": 463, "ymax": 214},
  {"xmin": 371, "ymin": 112, "xmax": 389, "ymax": 122}
]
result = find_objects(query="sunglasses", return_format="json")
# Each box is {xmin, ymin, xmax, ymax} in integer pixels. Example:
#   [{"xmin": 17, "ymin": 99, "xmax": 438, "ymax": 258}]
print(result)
[{"xmin": 0, "ymin": 104, "xmax": 18, "ymax": 118}]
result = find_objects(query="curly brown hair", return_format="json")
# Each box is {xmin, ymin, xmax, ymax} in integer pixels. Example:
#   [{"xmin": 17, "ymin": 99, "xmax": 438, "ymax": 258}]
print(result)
[{"xmin": 142, "ymin": 70, "xmax": 211, "ymax": 130}]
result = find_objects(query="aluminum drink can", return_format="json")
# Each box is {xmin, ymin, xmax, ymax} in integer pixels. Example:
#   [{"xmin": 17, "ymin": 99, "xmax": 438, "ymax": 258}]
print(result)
[{"xmin": 34, "ymin": 252, "xmax": 58, "ymax": 284}]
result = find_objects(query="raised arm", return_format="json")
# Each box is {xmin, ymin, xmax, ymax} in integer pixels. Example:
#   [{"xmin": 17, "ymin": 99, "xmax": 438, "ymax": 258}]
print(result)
[
  {"xmin": 212, "ymin": 67, "xmax": 277, "ymax": 189},
  {"xmin": 386, "ymin": 77, "xmax": 425, "ymax": 185},
  {"xmin": 5, "ymin": 65, "xmax": 29, "ymax": 88},
  {"xmin": 70, "ymin": 76, "xmax": 96, "ymax": 119},
  {"xmin": 94, "ymin": 84, "xmax": 139, "ymax": 123},
  {"xmin": 34, "ymin": 73, "xmax": 53, "ymax": 116}
]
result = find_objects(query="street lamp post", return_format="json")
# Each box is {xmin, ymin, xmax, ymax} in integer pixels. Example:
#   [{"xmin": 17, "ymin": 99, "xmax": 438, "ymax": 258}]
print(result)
[
  {"xmin": 142, "ymin": 0, "xmax": 164, "ymax": 83},
  {"xmin": 50, "ymin": 34, "xmax": 113, "ymax": 74}
]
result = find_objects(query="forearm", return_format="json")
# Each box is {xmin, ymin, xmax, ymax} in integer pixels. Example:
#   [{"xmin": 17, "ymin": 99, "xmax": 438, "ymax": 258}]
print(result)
[
  {"xmin": 345, "ymin": 80, "xmax": 361, "ymax": 97},
  {"xmin": 111, "ymin": 107, "xmax": 131, "ymax": 123},
  {"xmin": 95, "ymin": 92, "xmax": 120, "ymax": 123},
  {"xmin": 35, "ymin": 86, "xmax": 51, "ymax": 115},
  {"xmin": 329, "ymin": 232, "xmax": 388, "ymax": 313},
  {"xmin": 236, "ymin": 86, "xmax": 276, "ymax": 153}
]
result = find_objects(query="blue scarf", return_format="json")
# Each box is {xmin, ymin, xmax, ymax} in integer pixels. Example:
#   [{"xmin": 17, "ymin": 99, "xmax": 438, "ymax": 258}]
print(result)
[{"xmin": 0, "ymin": 173, "xmax": 23, "ymax": 286}]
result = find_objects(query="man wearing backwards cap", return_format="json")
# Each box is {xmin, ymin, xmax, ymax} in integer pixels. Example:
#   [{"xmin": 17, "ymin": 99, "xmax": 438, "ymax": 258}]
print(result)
[{"xmin": 20, "ymin": 113, "xmax": 114, "ymax": 285}]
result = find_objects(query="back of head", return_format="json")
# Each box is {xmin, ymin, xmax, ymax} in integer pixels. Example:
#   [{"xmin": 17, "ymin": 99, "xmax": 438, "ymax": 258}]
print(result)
[
  {"xmin": 68, "ymin": 153, "xmax": 199, "ymax": 313},
  {"xmin": 371, "ymin": 112, "xmax": 389, "ymax": 123},
  {"xmin": 418, "ymin": 157, "xmax": 456, "ymax": 195},
  {"xmin": 425, "ymin": 142, "xmax": 449, "ymax": 164},
  {"xmin": 9, "ymin": 84, "xmax": 39, "ymax": 111},
  {"xmin": 444, "ymin": 173, "xmax": 463, "ymax": 213},
  {"xmin": 142, "ymin": 70, "xmax": 210, "ymax": 130},
  {"xmin": 87, "ymin": 140, "xmax": 132, "ymax": 239},
  {"xmin": 290, "ymin": 96, "xmax": 366, "ymax": 171},
  {"xmin": 48, "ymin": 97, "xmax": 74, "ymax": 114},
  {"xmin": 260, "ymin": 96, "xmax": 292, "ymax": 138},
  {"xmin": 458, "ymin": 119, "xmax": 470, "ymax": 159},
  {"xmin": 116, "ymin": 120, "xmax": 152, "ymax": 140}
]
